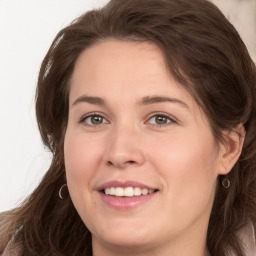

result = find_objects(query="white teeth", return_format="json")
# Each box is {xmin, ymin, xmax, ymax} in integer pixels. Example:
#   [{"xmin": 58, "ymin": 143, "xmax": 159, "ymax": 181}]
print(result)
[
  {"xmin": 109, "ymin": 187, "xmax": 115, "ymax": 195},
  {"xmin": 105, "ymin": 188, "xmax": 110, "ymax": 195},
  {"xmin": 141, "ymin": 188, "xmax": 148, "ymax": 195},
  {"xmin": 115, "ymin": 187, "xmax": 124, "ymax": 196},
  {"xmin": 134, "ymin": 187, "xmax": 142, "ymax": 196},
  {"xmin": 148, "ymin": 189, "xmax": 154, "ymax": 194},
  {"xmin": 104, "ymin": 187, "xmax": 155, "ymax": 197},
  {"xmin": 124, "ymin": 187, "xmax": 134, "ymax": 197}
]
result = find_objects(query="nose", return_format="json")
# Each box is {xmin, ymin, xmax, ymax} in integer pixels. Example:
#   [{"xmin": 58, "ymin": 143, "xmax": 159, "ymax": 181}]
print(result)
[{"xmin": 104, "ymin": 126, "xmax": 145, "ymax": 169}]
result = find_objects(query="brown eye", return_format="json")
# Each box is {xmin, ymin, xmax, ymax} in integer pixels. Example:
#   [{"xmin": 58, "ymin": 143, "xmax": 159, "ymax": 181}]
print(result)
[
  {"xmin": 148, "ymin": 114, "xmax": 173, "ymax": 125},
  {"xmin": 90, "ymin": 115, "xmax": 104, "ymax": 124},
  {"xmin": 83, "ymin": 115, "xmax": 107, "ymax": 126},
  {"xmin": 155, "ymin": 116, "xmax": 168, "ymax": 124}
]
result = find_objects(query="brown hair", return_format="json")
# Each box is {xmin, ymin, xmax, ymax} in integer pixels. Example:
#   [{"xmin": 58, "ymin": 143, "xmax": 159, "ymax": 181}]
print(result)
[{"xmin": 1, "ymin": 0, "xmax": 256, "ymax": 255}]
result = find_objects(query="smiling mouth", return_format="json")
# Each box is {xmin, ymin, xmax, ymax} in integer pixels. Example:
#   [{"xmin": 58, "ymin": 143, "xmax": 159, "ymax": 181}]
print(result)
[
  {"xmin": 99, "ymin": 182, "xmax": 159, "ymax": 209},
  {"xmin": 102, "ymin": 187, "xmax": 158, "ymax": 197}
]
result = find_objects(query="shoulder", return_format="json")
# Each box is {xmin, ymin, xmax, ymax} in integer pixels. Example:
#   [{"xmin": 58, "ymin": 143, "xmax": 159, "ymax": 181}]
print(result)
[
  {"xmin": 1, "ymin": 242, "xmax": 19, "ymax": 256},
  {"xmin": 1, "ymin": 247, "xmax": 11, "ymax": 256},
  {"xmin": 227, "ymin": 223, "xmax": 256, "ymax": 256},
  {"xmin": 1, "ymin": 247, "xmax": 10, "ymax": 256},
  {"xmin": 240, "ymin": 223, "xmax": 256, "ymax": 256}
]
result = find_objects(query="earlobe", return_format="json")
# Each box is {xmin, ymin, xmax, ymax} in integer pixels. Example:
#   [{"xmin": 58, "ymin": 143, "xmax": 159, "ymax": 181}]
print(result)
[{"xmin": 218, "ymin": 123, "xmax": 245, "ymax": 175}]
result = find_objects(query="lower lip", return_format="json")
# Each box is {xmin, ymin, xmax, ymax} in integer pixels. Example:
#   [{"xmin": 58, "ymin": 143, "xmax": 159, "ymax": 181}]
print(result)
[{"xmin": 100, "ymin": 192, "xmax": 158, "ymax": 209}]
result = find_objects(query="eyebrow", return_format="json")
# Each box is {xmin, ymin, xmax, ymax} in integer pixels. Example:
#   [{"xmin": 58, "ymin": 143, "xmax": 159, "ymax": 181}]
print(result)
[
  {"xmin": 138, "ymin": 96, "xmax": 189, "ymax": 109},
  {"xmin": 72, "ymin": 94, "xmax": 189, "ymax": 109},
  {"xmin": 72, "ymin": 95, "xmax": 105, "ymax": 107}
]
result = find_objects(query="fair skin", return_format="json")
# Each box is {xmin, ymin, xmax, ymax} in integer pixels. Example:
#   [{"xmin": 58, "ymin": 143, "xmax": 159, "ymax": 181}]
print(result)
[{"xmin": 64, "ymin": 39, "xmax": 243, "ymax": 256}]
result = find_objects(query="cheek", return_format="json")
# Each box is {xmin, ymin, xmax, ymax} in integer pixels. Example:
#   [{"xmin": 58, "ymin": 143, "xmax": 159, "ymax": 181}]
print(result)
[
  {"xmin": 148, "ymin": 130, "xmax": 219, "ymax": 206},
  {"xmin": 63, "ymin": 131, "xmax": 106, "ymax": 226},
  {"xmin": 64, "ymin": 131, "xmax": 103, "ymax": 198},
  {"xmin": 150, "ymin": 129, "xmax": 219, "ymax": 172},
  {"xmin": 65, "ymin": 129, "xmax": 103, "ymax": 171}
]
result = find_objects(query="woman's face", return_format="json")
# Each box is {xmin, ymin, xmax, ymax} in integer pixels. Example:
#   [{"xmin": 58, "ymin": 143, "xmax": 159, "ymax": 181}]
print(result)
[{"xmin": 64, "ymin": 39, "xmax": 224, "ymax": 255}]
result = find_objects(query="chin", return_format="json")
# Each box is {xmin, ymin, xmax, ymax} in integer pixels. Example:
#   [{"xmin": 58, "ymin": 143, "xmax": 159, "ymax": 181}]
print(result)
[
  {"xmin": 93, "ymin": 230, "xmax": 156, "ymax": 252},
  {"xmin": 91, "ymin": 218, "xmax": 157, "ymax": 248}
]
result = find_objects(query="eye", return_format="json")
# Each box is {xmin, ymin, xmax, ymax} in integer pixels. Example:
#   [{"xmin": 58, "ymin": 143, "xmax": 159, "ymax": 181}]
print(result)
[
  {"xmin": 80, "ymin": 114, "xmax": 109, "ymax": 126},
  {"xmin": 147, "ymin": 114, "xmax": 175, "ymax": 126}
]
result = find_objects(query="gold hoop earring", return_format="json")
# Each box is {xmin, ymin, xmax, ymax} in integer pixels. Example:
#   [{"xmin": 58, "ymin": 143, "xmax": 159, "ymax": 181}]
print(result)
[
  {"xmin": 222, "ymin": 178, "xmax": 230, "ymax": 189},
  {"xmin": 59, "ymin": 184, "xmax": 68, "ymax": 199}
]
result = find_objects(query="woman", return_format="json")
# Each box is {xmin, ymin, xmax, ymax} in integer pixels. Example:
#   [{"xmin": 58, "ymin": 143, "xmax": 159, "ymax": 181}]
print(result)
[{"xmin": 1, "ymin": 0, "xmax": 256, "ymax": 255}]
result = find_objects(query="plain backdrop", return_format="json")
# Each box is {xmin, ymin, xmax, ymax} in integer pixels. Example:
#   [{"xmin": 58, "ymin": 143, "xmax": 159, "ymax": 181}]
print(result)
[
  {"xmin": 0, "ymin": 0, "xmax": 110, "ymax": 212},
  {"xmin": 0, "ymin": 0, "xmax": 255, "ymax": 212}
]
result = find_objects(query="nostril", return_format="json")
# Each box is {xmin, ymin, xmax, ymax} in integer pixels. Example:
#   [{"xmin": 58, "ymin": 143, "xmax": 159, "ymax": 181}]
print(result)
[
  {"xmin": 107, "ymin": 161, "xmax": 114, "ymax": 166},
  {"xmin": 127, "ymin": 160, "xmax": 136, "ymax": 164},
  {"xmin": 106, "ymin": 160, "xmax": 137, "ymax": 167}
]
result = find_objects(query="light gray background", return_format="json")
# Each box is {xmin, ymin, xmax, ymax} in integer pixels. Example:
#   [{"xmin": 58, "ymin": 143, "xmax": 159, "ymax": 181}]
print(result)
[{"xmin": 0, "ymin": 0, "xmax": 255, "ymax": 212}]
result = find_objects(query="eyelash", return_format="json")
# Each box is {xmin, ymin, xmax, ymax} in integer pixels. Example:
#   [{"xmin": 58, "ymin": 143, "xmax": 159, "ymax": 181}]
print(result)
[
  {"xmin": 79, "ymin": 112, "xmax": 177, "ymax": 128},
  {"xmin": 79, "ymin": 112, "xmax": 109, "ymax": 127},
  {"xmin": 146, "ymin": 112, "xmax": 176, "ymax": 127}
]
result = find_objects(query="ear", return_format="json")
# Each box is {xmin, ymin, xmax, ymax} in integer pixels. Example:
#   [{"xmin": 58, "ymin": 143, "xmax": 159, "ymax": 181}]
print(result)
[{"xmin": 218, "ymin": 123, "xmax": 245, "ymax": 175}]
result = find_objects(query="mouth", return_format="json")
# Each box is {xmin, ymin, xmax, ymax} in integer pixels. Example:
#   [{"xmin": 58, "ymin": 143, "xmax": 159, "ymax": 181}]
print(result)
[
  {"xmin": 102, "ymin": 186, "xmax": 157, "ymax": 197},
  {"xmin": 98, "ymin": 181, "xmax": 159, "ymax": 209}
]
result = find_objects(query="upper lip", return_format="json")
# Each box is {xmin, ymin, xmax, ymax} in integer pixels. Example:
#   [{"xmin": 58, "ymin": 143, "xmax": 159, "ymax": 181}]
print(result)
[{"xmin": 97, "ymin": 180, "xmax": 158, "ymax": 191}]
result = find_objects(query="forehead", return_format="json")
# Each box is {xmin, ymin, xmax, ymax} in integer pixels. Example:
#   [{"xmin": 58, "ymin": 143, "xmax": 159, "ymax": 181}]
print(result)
[
  {"xmin": 71, "ymin": 39, "xmax": 168, "ymax": 86},
  {"xmin": 70, "ymin": 39, "xmax": 192, "ymax": 103}
]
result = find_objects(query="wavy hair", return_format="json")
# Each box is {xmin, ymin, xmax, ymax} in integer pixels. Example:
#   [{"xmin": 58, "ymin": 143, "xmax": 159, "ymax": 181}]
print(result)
[{"xmin": 1, "ymin": 0, "xmax": 256, "ymax": 255}]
